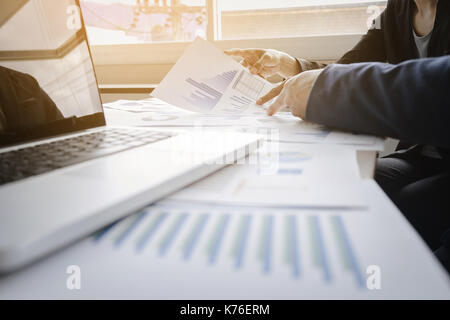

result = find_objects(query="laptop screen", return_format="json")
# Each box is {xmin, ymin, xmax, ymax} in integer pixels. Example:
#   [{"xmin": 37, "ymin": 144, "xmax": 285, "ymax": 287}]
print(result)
[{"xmin": 0, "ymin": 0, "xmax": 105, "ymax": 147}]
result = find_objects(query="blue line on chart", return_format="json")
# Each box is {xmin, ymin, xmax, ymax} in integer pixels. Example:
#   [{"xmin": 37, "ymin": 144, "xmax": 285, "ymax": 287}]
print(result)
[
  {"xmin": 334, "ymin": 215, "xmax": 365, "ymax": 288},
  {"xmin": 93, "ymin": 220, "xmax": 121, "ymax": 243},
  {"xmin": 159, "ymin": 213, "xmax": 189, "ymax": 256},
  {"xmin": 235, "ymin": 215, "xmax": 252, "ymax": 269},
  {"xmin": 183, "ymin": 214, "xmax": 210, "ymax": 260},
  {"xmin": 312, "ymin": 216, "xmax": 332, "ymax": 283},
  {"xmin": 136, "ymin": 212, "xmax": 169, "ymax": 252},
  {"xmin": 114, "ymin": 211, "xmax": 148, "ymax": 247},
  {"xmin": 263, "ymin": 215, "xmax": 274, "ymax": 273},
  {"xmin": 208, "ymin": 215, "xmax": 231, "ymax": 264},
  {"xmin": 289, "ymin": 215, "xmax": 301, "ymax": 278}
]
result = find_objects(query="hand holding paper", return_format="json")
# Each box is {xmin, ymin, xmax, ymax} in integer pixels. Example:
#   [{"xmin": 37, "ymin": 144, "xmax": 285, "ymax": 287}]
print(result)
[
  {"xmin": 152, "ymin": 38, "xmax": 275, "ymax": 114},
  {"xmin": 224, "ymin": 48, "xmax": 302, "ymax": 79}
]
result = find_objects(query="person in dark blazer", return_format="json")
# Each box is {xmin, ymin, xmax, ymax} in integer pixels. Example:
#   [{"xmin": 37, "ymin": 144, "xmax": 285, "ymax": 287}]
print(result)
[
  {"xmin": 227, "ymin": 0, "xmax": 450, "ymax": 258},
  {"xmin": 226, "ymin": 0, "xmax": 450, "ymax": 78},
  {"xmin": 263, "ymin": 56, "xmax": 450, "ymax": 272}
]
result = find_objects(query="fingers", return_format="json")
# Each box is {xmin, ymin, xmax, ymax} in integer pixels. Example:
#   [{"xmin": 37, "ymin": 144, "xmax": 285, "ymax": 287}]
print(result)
[
  {"xmin": 224, "ymin": 49, "xmax": 241, "ymax": 56},
  {"xmin": 250, "ymin": 54, "xmax": 274, "ymax": 75},
  {"xmin": 226, "ymin": 48, "xmax": 278, "ymax": 78},
  {"xmin": 267, "ymin": 94, "xmax": 286, "ymax": 116},
  {"xmin": 227, "ymin": 49, "xmax": 257, "ymax": 74},
  {"xmin": 241, "ymin": 60, "xmax": 265, "ymax": 78},
  {"xmin": 256, "ymin": 82, "xmax": 285, "ymax": 105},
  {"xmin": 240, "ymin": 60, "xmax": 249, "ymax": 68},
  {"xmin": 255, "ymin": 65, "xmax": 282, "ymax": 79},
  {"xmin": 224, "ymin": 49, "xmax": 253, "ymax": 60}
]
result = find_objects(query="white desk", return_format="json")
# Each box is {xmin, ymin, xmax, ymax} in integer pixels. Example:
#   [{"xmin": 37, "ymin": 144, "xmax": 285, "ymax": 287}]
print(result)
[
  {"xmin": 0, "ymin": 181, "xmax": 449, "ymax": 299},
  {"xmin": 101, "ymin": 106, "xmax": 380, "ymax": 180},
  {"xmin": 3, "ymin": 105, "xmax": 449, "ymax": 300}
]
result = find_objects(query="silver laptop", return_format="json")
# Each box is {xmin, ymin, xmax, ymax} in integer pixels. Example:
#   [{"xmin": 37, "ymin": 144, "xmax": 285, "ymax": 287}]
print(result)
[{"xmin": 0, "ymin": 0, "xmax": 259, "ymax": 273}]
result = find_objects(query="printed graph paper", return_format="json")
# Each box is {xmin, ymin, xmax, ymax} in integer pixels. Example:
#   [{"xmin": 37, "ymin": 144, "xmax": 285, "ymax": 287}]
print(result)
[{"xmin": 232, "ymin": 70, "xmax": 266, "ymax": 100}]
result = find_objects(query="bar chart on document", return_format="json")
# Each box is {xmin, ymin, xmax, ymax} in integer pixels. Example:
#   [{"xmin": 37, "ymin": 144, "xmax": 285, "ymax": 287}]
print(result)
[
  {"xmin": 92, "ymin": 203, "xmax": 366, "ymax": 290},
  {"xmin": 185, "ymin": 70, "xmax": 267, "ymax": 112},
  {"xmin": 152, "ymin": 38, "xmax": 273, "ymax": 114}
]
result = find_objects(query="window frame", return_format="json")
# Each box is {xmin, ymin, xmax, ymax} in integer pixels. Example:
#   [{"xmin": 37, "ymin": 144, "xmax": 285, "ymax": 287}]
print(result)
[{"xmin": 87, "ymin": 0, "xmax": 386, "ymax": 85}]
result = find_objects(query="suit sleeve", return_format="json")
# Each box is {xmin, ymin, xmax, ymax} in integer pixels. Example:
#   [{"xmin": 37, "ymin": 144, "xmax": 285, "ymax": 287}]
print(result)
[
  {"xmin": 298, "ymin": 9, "xmax": 386, "ymax": 72},
  {"xmin": 336, "ymin": 14, "xmax": 386, "ymax": 64},
  {"xmin": 305, "ymin": 56, "xmax": 450, "ymax": 148}
]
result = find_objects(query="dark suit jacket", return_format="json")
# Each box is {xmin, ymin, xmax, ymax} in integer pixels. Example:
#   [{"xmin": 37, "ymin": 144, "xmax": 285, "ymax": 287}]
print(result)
[
  {"xmin": 337, "ymin": 0, "xmax": 450, "ymax": 64},
  {"xmin": 300, "ymin": 0, "xmax": 450, "ymax": 71},
  {"xmin": 314, "ymin": 0, "xmax": 450, "ymax": 156},
  {"xmin": 306, "ymin": 56, "xmax": 450, "ymax": 150},
  {"xmin": 306, "ymin": 56, "xmax": 450, "ymax": 259}
]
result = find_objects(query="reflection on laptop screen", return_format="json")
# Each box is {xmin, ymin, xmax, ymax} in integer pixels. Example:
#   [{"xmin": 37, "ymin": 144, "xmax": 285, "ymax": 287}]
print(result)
[{"xmin": 0, "ymin": 0, "xmax": 104, "ymax": 146}]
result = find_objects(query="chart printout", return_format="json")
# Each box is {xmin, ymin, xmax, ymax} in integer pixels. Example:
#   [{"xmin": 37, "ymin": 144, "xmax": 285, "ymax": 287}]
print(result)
[
  {"xmin": 152, "ymin": 38, "xmax": 274, "ymax": 114},
  {"xmin": 2, "ymin": 189, "xmax": 450, "ymax": 299}
]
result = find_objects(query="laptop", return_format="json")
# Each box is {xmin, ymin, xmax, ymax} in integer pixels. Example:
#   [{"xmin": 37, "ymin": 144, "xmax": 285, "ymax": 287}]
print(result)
[{"xmin": 0, "ymin": 0, "xmax": 260, "ymax": 273}]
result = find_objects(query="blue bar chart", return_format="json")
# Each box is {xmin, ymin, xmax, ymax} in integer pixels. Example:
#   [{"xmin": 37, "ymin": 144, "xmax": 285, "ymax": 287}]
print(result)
[
  {"xmin": 184, "ymin": 77, "xmax": 224, "ymax": 110},
  {"xmin": 183, "ymin": 69, "xmax": 270, "ymax": 111},
  {"xmin": 183, "ymin": 70, "xmax": 240, "ymax": 111},
  {"xmin": 206, "ymin": 70, "xmax": 238, "ymax": 92},
  {"xmin": 93, "ymin": 204, "xmax": 365, "ymax": 288}
]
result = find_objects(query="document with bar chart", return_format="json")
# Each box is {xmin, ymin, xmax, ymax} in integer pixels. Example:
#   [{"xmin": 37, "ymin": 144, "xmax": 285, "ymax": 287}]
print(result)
[
  {"xmin": 169, "ymin": 142, "xmax": 366, "ymax": 208},
  {"xmin": 2, "ymin": 183, "xmax": 450, "ymax": 299},
  {"xmin": 91, "ymin": 204, "xmax": 367, "ymax": 290},
  {"xmin": 152, "ymin": 38, "xmax": 274, "ymax": 114}
]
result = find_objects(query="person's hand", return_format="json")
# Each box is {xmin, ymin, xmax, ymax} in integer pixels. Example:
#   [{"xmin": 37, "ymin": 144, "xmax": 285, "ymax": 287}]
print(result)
[
  {"xmin": 224, "ymin": 48, "xmax": 301, "ymax": 79},
  {"xmin": 256, "ymin": 69, "xmax": 323, "ymax": 119}
]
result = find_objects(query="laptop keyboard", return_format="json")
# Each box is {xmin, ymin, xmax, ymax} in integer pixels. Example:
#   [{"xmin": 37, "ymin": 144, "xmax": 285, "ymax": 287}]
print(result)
[{"xmin": 0, "ymin": 128, "xmax": 175, "ymax": 186}]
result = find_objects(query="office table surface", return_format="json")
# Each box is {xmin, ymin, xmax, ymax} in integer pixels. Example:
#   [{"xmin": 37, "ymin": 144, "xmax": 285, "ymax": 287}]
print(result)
[
  {"xmin": 0, "ymin": 180, "xmax": 449, "ymax": 299},
  {"xmin": 102, "ymin": 107, "xmax": 379, "ymax": 180},
  {"xmin": 0, "ymin": 108, "xmax": 449, "ymax": 299}
]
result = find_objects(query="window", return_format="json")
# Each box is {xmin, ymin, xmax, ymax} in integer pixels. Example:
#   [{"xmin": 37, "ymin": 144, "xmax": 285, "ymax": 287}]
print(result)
[
  {"xmin": 80, "ymin": 0, "xmax": 207, "ymax": 45},
  {"xmin": 218, "ymin": 0, "xmax": 387, "ymax": 40},
  {"xmin": 82, "ymin": 0, "xmax": 387, "ymax": 85}
]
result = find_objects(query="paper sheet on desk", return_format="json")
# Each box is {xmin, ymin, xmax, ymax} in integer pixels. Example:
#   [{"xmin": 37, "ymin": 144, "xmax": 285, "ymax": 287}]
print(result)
[
  {"xmin": 103, "ymin": 98, "xmax": 190, "ymax": 114},
  {"xmin": 240, "ymin": 112, "xmax": 386, "ymax": 150},
  {"xmin": 152, "ymin": 38, "xmax": 274, "ymax": 114},
  {"xmin": 104, "ymin": 99, "xmax": 264, "ymax": 127},
  {"xmin": 2, "ymin": 182, "xmax": 449, "ymax": 299},
  {"xmin": 103, "ymin": 99, "xmax": 385, "ymax": 150},
  {"xmin": 169, "ymin": 142, "xmax": 366, "ymax": 208}
]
